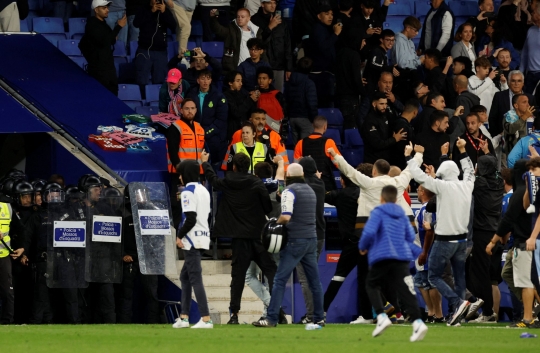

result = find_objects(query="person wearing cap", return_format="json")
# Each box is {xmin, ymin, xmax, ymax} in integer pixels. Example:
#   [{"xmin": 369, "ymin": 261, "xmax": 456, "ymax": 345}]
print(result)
[
  {"xmin": 78, "ymin": 0, "xmax": 127, "ymax": 96},
  {"xmin": 252, "ymin": 163, "xmax": 324, "ymax": 328},
  {"xmin": 159, "ymin": 68, "xmax": 191, "ymax": 114},
  {"xmin": 133, "ymin": 0, "xmax": 176, "ymax": 88},
  {"xmin": 305, "ymin": 3, "xmax": 342, "ymax": 73}
]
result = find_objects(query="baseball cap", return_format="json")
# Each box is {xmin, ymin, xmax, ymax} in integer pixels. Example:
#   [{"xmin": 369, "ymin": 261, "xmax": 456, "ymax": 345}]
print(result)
[
  {"xmin": 91, "ymin": 0, "xmax": 112, "ymax": 9},
  {"xmin": 167, "ymin": 68, "xmax": 182, "ymax": 83}
]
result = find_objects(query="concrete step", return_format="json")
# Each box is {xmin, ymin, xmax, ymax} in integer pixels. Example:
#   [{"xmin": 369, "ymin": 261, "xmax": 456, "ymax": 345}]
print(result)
[
  {"xmin": 205, "ymin": 286, "xmax": 260, "ymax": 301},
  {"xmin": 210, "ymin": 299, "xmax": 265, "ymax": 314},
  {"xmin": 202, "ymin": 274, "xmax": 234, "ymax": 287},
  {"xmin": 218, "ymin": 314, "xmax": 294, "ymax": 325},
  {"xmin": 176, "ymin": 260, "xmax": 231, "ymax": 275}
]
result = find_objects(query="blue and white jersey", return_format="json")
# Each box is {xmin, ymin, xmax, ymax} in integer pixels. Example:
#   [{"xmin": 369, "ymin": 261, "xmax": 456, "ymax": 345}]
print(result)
[
  {"xmin": 414, "ymin": 202, "xmax": 436, "ymax": 271},
  {"xmin": 180, "ymin": 182, "xmax": 211, "ymax": 250}
]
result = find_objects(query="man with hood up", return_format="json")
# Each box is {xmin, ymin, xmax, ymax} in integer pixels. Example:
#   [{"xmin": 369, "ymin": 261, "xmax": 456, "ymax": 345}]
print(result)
[
  {"xmin": 467, "ymin": 152, "xmax": 504, "ymax": 323},
  {"xmin": 294, "ymin": 157, "xmax": 325, "ymax": 324},
  {"xmin": 172, "ymin": 160, "xmax": 213, "ymax": 329},
  {"xmin": 408, "ymin": 137, "xmax": 475, "ymax": 326},
  {"xmin": 202, "ymin": 150, "xmax": 276, "ymax": 325}
]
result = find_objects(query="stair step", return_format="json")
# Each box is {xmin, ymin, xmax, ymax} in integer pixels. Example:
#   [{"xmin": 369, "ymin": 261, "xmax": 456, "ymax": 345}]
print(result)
[
  {"xmin": 209, "ymin": 300, "xmax": 265, "ymax": 313},
  {"xmin": 205, "ymin": 286, "xmax": 260, "ymax": 301},
  {"xmin": 202, "ymin": 274, "xmax": 234, "ymax": 287},
  {"xmin": 177, "ymin": 260, "xmax": 231, "ymax": 275},
  {"xmin": 218, "ymin": 314, "xmax": 294, "ymax": 325}
]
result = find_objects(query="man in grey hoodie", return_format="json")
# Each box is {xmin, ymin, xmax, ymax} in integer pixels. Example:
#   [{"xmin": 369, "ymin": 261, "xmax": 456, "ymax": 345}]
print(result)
[{"xmin": 408, "ymin": 137, "xmax": 475, "ymax": 326}]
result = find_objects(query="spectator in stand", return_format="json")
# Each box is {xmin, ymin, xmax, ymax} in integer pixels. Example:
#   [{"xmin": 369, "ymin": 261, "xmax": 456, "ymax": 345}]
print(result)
[
  {"xmin": 199, "ymin": 0, "xmax": 231, "ymax": 42},
  {"xmin": 467, "ymin": 0, "xmax": 495, "ymax": 53},
  {"xmin": 126, "ymin": 0, "xmax": 147, "ymax": 42},
  {"xmin": 419, "ymin": 0, "xmax": 455, "ymax": 57},
  {"xmin": 223, "ymin": 70, "xmax": 256, "ymax": 139},
  {"xmin": 375, "ymin": 72, "xmax": 404, "ymax": 121},
  {"xmin": 393, "ymin": 16, "xmax": 424, "ymax": 71},
  {"xmin": 454, "ymin": 75, "xmax": 480, "ymax": 120},
  {"xmin": 408, "ymin": 137, "xmax": 475, "ymax": 326},
  {"xmin": 168, "ymin": 47, "xmax": 223, "ymax": 87},
  {"xmin": 255, "ymin": 66, "xmax": 286, "ymax": 134},
  {"xmin": 507, "ymin": 117, "xmax": 540, "ymax": 168},
  {"xmin": 334, "ymin": 0, "xmax": 356, "ymax": 50},
  {"xmin": 291, "ymin": 0, "xmax": 321, "ymax": 44},
  {"xmin": 452, "ymin": 113, "xmax": 494, "ymax": 168},
  {"xmin": 305, "ymin": 3, "xmax": 341, "ymax": 73},
  {"xmin": 105, "ymin": 0, "xmax": 128, "ymax": 48},
  {"xmin": 51, "ymin": 0, "xmax": 73, "ymax": 31},
  {"xmin": 293, "ymin": 115, "xmax": 341, "ymax": 191},
  {"xmin": 493, "ymin": 49, "xmax": 513, "ymax": 90},
  {"xmin": 284, "ymin": 57, "xmax": 318, "ymax": 143},
  {"xmin": 414, "ymin": 81, "xmax": 431, "ymax": 106},
  {"xmin": 352, "ymin": 0, "xmax": 390, "ymax": 49},
  {"xmin": 210, "ymin": 7, "xmax": 265, "ymax": 73},
  {"xmin": 489, "ymin": 70, "xmax": 535, "ymax": 139},
  {"xmin": 251, "ymin": 0, "xmax": 293, "ymax": 92},
  {"xmin": 159, "ymin": 68, "xmax": 191, "ymax": 114},
  {"xmin": 498, "ymin": 0, "xmax": 532, "ymax": 51},
  {"xmin": 450, "ymin": 23, "xmax": 476, "ymax": 62},
  {"xmin": 360, "ymin": 92, "xmax": 407, "ymax": 164},
  {"xmin": 412, "ymin": 92, "xmax": 445, "ymax": 134},
  {"xmin": 503, "ymin": 94, "xmax": 536, "ymax": 154},
  {"xmin": 468, "ymin": 57, "xmax": 506, "ymax": 116},
  {"xmin": 422, "ymin": 49, "xmax": 454, "ymax": 104},
  {"xmin": 133, "ymin": 0, "xmax": 176, "ymax": 88},
  {"xmin": 478, "ymin": 18, "xmax": 520, "ymax": 69},
  {"xmin": 365, "ymin": 29, "xmax": 398, "ymax": 98},
  {"xmin": 452, "ymin": 56, "xmax": 474, "ymax": 78},
  {"xmin": 0, "ymin": 0, "xmax": 20, "ymax": 31},
  {"xmin": 414, "ymin": 110, "xmax": 451, "ymax": 170},
  {"xmin": 390, "ymin": 99, "xmax": 419, "ymax": 170},
  {"xmin": 238, "ymin": 38, "xmax": 271, "ymax": 91},
  {"xmin": 335, "ymin": 35, "xmax": 366, "ymax": 129},
  {"xmin": 171, "ymin": 0, "xmax": 196, "ymax": 55},
  {"xmin": 79, "ymin": 0, "xmax": 127, "ymax": 96},
  {"xmin": 186, "ymin": 69, "xmax": 228, "ymax": 164},
  {"xmin": 521, "ymin": 12, "xmax": 540, "ymax": 94}
]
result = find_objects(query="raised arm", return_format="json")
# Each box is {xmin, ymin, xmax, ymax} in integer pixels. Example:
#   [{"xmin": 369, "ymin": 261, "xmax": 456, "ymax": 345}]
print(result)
[{"xmin": 328, "ymin": 148, "xmax": 374, "ymax": 189}]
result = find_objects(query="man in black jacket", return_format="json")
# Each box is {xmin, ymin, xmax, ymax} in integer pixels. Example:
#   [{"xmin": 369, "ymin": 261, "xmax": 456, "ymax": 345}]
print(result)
[
  {"xmin": 360, "ymin": 92, "xmax": 407, "ymax": 164},
  {"xmin": 306, "ymin": 3, "xmax": 342, "ymax": 73},
  {"xmin": 390, "ymin": 99, "xmax": 418, "ymax": 169},
  {"xmin": 251, "ymin": 0, "xmax": 293, "ymax": 92},
  {"xmin": 202, "ymin": 151, "xmax": 276, "ymax": 325},
  {"xmin": 452, "ymin": 113, "xmax": 494, "ymax": 168},
  {"xmin": 454, "ymin": 75, "xmax": 480, "ymax": 121},
  {"xmin": 133, "ymin": 0, "xmax": 176, "ymax": 88},
  {"xmin": 352, "ymin": 0, "xmax": 389, "ymax": 50},
  {"xmin": 365, "ymin": 29, "xmax": 396, "ymax": 94},
  {"xmin": 295, "ymin": 157, "xmax": 325, "ymax": 324},
  {"xmin": 79, "ymin": 0, "xmax": 127, "ymax": 95},
  {"xmin": 414, "ymin": 110, "xmax": 450, "ymax": 170},
  {"xmin": 224, "ymin": 70, "xmax": 257, "ymax": 139}
]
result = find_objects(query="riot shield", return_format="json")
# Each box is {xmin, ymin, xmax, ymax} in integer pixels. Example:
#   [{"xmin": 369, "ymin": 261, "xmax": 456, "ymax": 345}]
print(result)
[
  {"xmin": 47, "ymin": 203, "xmax": 88, "ymax": 288},
  {"xmin": 84, "ymin": 188, "xmax": 123, "ymax": 283},
  {"xmin": 129, "ymin": 182, "xmax": 177, "ymax": 276}
]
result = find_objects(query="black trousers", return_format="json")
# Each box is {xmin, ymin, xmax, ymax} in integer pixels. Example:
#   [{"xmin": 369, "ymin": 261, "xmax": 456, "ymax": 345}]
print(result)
[
  {"xmin": 467, "ymin": 230, "xmax": 494, "ymax": 316},
  {"xmin": 87, "ymin": 67, "xmax": 118, "ymax": 96},
  {"xmin": 13, "ymin": 260, "xmax": 33, "ymax": 324},
  {"xmin": 339, "ymin": 95, "xmax": 361, "ymax": 130},
  {"xmin": 169, "ymin": 173, "xmax": 182, "ymax": 228},
  {"xmin": 230, "ymin": 238, "xmax": 277, "ymax": 313},
  {"xmin": 80, "ymin": 283, "xmax": 116, "ymax": 323},
  {"xmin": 366, "ymin": 260, "xmax": 421, "ymax": 321},
  {"xmin": 323, "ymin": 238, "xmax": 363, "ymax": 312},
  {"xmin": 0, "ymin": 256, "xmax": 14, "ymax": 324},
  {"xmin": 30, "ymin": 262, "xmax": 78, "ymax": 324},
  {"xmin": 117, "ymin": 261, "xmax": 160, "ymax": 324}
]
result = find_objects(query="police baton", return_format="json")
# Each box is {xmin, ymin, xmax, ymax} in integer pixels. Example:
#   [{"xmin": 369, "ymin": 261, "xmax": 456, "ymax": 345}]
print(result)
[{"xmin": 0, "ymin": 238, "xmax": 15, "ymax": 255}]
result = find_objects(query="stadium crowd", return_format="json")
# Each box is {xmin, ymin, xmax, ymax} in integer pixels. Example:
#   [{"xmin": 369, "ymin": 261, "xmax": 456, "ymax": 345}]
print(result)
[{"xmin": 2, "ymin": 0, "xmax": 540, "ymax": 337}]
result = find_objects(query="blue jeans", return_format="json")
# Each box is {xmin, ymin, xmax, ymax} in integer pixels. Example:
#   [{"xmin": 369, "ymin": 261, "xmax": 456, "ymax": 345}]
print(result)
[
  {"xmin": 428, "ymin": 240, "xmax": 467, "ymax": 310},
  {"xmin": 245, "ymin": 252, "xmax": 280, "ymax": 316},
  {"xmin": 105, "ymin": 10, "xmax": 128, "ymax": 48},
  {"xmin": 267, "ymin": 238, "xmax": 323, "ymax": 324}
]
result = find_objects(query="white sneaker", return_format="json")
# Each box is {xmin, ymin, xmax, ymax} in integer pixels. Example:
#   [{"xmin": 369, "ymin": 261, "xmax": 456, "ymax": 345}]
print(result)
[
  {"xmin": 350, "ymin": 316, "xmax": 373, "ymax": 324},
  {"xmin": 172, "ymin": 318, "xmax": 190, "ymax": 328},
  {"xmin": 372, "ymin": 313, "xmax": 392, "ymax": 337},
  {"xmin": 410, "ymin": 319, "xmax": 428, "ymax": 342},
  {"xmin": 191, "ymin": 319, "xmax": 213, "ymax": 329},
  {"xmin": 465, "ymin": 298, "xmax": 484, "ymax": 320},
  {"xmin": 468, "ymin": 313, "xmax": 497, "ymax": 323},
  {"xmin": 449, "ymin": 300, "xmax": 470, "ymax": 326}
]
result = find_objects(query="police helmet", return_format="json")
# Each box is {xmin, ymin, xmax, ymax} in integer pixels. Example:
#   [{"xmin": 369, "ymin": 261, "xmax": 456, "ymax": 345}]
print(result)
[
  {"xmin": 7, "ymin": 169, "xmax": 27, "ymax": 181},
  {"xmin": 65, "ymin": 185, "xmax": 84, "ymax": 201},
  {"xmin": 102, "ymin": 187, "xmax": 122, "ymax": 198},
  {"xmin": 78, "ymin": 174, "xmax": 103, "ymax": 193},
  {"xmin": 13, "ymin": 180, "xmax": 34, "ymax": 205},
  {"xmin": 261, "ymin": 218, "xmax": 288, "ymax": 253},
  {"xmin": 42, "ymin": 182, "xmax": 65, "ymax": 204},
  {"xmin": 1, "ymin": 177, "xmax": 18, "ymax": 198}
]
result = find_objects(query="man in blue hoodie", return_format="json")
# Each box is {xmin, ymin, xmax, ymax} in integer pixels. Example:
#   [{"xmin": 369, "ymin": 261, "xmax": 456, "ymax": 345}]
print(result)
[{"xmin": 359, "ymin": 184, "xmax": 427, "ymax": 342}]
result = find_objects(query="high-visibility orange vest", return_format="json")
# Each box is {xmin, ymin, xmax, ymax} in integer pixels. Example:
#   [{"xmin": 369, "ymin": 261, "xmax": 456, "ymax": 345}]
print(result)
[
  {"xmin": 257, "ymin": 90, "xmax": 284, "ymax": 122},
  {"xmin": 167, "ymin": 119, "xmax": 205, "ymax": 173}
]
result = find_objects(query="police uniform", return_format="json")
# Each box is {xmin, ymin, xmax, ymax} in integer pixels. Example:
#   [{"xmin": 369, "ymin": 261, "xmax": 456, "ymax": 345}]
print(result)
[
  {"xmin": 229, "ymin": 127, "xmax": 289, "ymax": 169},
  {"xmin": 222, "ymin": 142, "xmax": 271, "ymax": 173}
]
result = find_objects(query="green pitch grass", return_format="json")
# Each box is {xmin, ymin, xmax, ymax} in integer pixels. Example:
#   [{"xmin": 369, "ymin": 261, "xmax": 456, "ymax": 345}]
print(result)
[{"xmin": 0, "ymin": 323, "xmax": 537, "ymax": 353}]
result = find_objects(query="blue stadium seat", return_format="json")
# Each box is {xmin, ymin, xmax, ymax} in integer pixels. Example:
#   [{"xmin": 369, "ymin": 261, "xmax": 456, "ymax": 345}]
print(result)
[
  {"xmin": 20, "ymin": 19, "xmax": 29, "ymax": 32},
  {"xmin": 42, "ymin": 33, "xmax": 67, "ymax": 46},
  {"xmin": 33, "ymin": 17, "xmax": 64, "ymax": 33},
  {"xmin": 455, "ymin": 16, "xmax": 469, "ymax": 31},
  {"xmin": 145, "ymin": 84, "xmax": 161, "ymax": 105},
  {"xmin": 344, "ymin": 128, "xmax": 363, "ymax": 148},
  {"xmin": 324, "ymin": 128, "xmax": 342, "ymax": 147},
  {"xmin": 28, "ymin": 0, "xmax": 41, "ymax": 11},
  {"xmin": 58, "ymin": 40, "xmax": 81, "ymax": 56},
  {"xmin": 342, "ymin": 148, "xmax": 364, "ymax": 167},
  {"xmin": 123, "ymin": 101, "xmax": 142, "ymax": 110},
  {"xmin": 168, "ymin": 41, "xmax": 179, "ymax": 60},
  {"xmin": 202, "ymin": 41, "xmax": 224, "ymax": 59},
  {"xmin": 68, "ymin": 18, "xmax": 87, "ymax": 39},
  {"xmin": 118, "ymin": 62, "xmax": 136, "ymax": 84},
  {"xmin": 449, "ymin": 1, "xmax": 477, "ymax": 17},
  {"xmin": 113, "ymin": 41, "xmax": 128, "ymax": 57},
  {"xmin": 135, "ymin": 105, "xmax": 160, "ymax": 116},
  {"xmin": 189, "ymin": 20, "xmax": 203, "ymax": 47},
  {"xmin": 118, "ymin": 84, "xmax": 142, "ymax": 101},
  {"xmin": 494, "ymin": 0, "xmax": 501, "ymax": 11},
  {"xmin": 69, "ymin": 56, "xmax": 87, "ymax": 69},
  {"xmin": 383, "ymin": 17, "xmax": 406, "ymax": 34},
  {"xmin": 130, "ymin": 41, "xmax": 138, "ymax": 61},
  {"xmin": 318, "ymin": 108, "xmax": 343, "ymax": 128},
  {"xmin": 415, "ymin": 1, "xmax": 431, "ymax": 17},
  {"xmin": 388, "ymin": 1, "xmax": 412, "ymax": 16}
]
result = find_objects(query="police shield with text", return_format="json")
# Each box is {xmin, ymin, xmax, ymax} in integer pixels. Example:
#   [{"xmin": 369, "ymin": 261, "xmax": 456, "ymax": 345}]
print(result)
[{"xmin": 128, "ymin": 182, "xmax": 177, "ymax": 276}]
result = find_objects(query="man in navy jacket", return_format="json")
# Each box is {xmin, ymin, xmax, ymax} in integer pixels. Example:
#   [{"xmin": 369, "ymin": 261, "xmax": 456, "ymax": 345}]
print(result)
[{"xmin": 419, "ymin": 0, "xmax": 455, "ymax": 57}]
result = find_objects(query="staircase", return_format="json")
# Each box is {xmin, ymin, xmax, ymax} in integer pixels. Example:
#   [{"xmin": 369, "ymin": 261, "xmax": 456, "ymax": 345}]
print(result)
[{"xmin": 176, "ymin": 260, "xmax": 266, "ymax": 324}]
